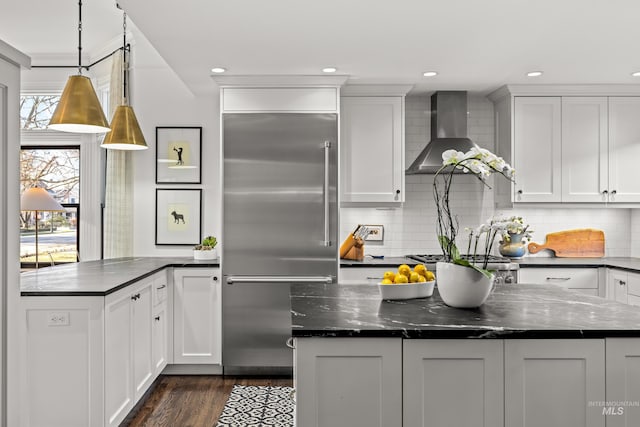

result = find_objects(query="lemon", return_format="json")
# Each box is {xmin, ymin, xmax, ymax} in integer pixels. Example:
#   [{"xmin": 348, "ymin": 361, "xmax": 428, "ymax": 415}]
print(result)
[
  {"xmin": 417, "ymin": 275, "xmax": 427, "ymax": 283},
  {"xmin": 395, "ymin": 274, "xmax": 408, "ymax": 284},
  {"xmin": 381, "ymin": 278, "xmax": 393, "ymax": 285},
  {"xmin": 424, "ymin": 271, "xmax": 435, "ymax": 281},
  {"xmin": 409, "ymin": 272, "xmax": 421, "ymax": 283},
  {"xmin": 383, "ymin": 271, "xmax": 396, "ymax": 282},
  {"xmin": 398, "ymin": 264, "xmax": 411, "ymax": 277},
  {"xmin": 414, "ymin": 264, "xmax": 427, "ymax": 275}
]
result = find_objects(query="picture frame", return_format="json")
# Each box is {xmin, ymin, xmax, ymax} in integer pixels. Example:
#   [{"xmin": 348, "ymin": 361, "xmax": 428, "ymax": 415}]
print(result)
[
  {"xmin": 155, "ymin": 188, "xmax": 202, "ymax": 245},
  {"xmin": 156, "ymin": 126, "xmax": 202, "ymax": 184}
]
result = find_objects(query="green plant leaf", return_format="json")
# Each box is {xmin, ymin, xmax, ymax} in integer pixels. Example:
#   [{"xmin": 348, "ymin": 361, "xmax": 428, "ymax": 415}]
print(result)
[{"xmin": 452, "ymin": 258, "xmax": 494, "ymax": 279}]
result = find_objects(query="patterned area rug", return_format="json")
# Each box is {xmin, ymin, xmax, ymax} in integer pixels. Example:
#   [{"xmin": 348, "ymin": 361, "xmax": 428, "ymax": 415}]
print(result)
[{"xmin": 216, "ymin": 385, "xmax": 294, "ymax": 427}]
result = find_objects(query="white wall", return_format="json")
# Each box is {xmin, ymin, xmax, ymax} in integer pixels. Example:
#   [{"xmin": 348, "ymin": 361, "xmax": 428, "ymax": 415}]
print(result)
[
  {"xmin": 128, "ymin": 27, "xmax": 221, "ymax": 257},
  {"xmin": 340, "ymin": 94, "xmax": 634, "ymax": 257}
]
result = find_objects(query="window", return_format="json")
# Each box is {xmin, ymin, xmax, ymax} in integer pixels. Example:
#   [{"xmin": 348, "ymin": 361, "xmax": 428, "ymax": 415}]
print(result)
[
  {"xmin": 20, "ymin": 146, "xmax": 80, "ymax": 267},
  {"xmin": 20, "ymin": 95, "xmax": 61, "ymax": 130}
]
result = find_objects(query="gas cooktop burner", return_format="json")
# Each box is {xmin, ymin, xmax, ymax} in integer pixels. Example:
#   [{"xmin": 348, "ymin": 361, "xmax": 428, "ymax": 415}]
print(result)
[{"xmin": 406, "ymin": 254, "xmax": 512, "ymax": 264}]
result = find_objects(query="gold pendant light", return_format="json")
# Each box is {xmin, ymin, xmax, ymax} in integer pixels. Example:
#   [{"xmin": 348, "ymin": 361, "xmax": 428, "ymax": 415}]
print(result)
[
  {"xmin": 101, "ymin": 9, "xmax": 148, "ymax": 150},
  {"xmin": 48, "ymin": 0, "xmax": 110, "ymax": 133}
]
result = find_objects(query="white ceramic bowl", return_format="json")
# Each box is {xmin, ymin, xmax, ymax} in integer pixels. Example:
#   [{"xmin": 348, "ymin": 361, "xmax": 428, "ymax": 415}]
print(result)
[
  {"xmin": 378, "ymin": 282, "xmax": 418, "ymax": 300},
  {"xmin": 415, "ymin": 280, "xmax": 436, "ymax": 298}
]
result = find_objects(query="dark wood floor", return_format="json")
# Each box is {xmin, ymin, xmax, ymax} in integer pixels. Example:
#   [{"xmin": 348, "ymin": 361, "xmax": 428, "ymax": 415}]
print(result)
[{"xmin": 123, "ymin": 375, "xmax": 293, "ymax": 427}]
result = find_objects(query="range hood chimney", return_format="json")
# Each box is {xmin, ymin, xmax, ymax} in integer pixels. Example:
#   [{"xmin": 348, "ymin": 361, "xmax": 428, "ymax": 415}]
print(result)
[{"xmin": 406, "ymin": 91, "xmax": 480, "ymax": 174}]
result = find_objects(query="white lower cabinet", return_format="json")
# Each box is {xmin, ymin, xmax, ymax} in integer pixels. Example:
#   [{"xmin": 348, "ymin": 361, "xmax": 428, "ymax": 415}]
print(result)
[
  {"xmin": 505, "ymin": 339, "xmax": 605, "ymax": 427},
  {"xmin": 606, "ymin": 269, "xmax": 640, "ymax": 306},
  {"xmin": 605, "ymin": 338, "xmax": 640, "ymax": 426},
  {"xmin": 152, "ymin": 304, "xmax": 168, "ymax": 375},
  {"xmin": 403, "ymin": 340, "xmax": 503, "ymax": 427},
  {"xmin": 105, "ymin": 277, "xmax": 155, "ymax": 427},
  {"xmin": 173, "ymin": 268, "xmax": 221, "ymax": 364},
  {"xmin": 294, "ymin": 337, "xmax": 402, "ymax": 427},
  {"xmin": 295, "ymin": 338, "xmax": 640, "ymax": 427},
  {"xmin": 519, "ymin": 267, "xmax": 600, "ymax": 296}
]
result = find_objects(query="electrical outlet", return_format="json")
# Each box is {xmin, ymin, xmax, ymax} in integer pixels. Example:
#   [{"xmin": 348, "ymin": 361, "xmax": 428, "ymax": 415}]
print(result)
[
  {"xmin": 364, "ymin": 224, "xmax": 384, "ymax": 242},
  {"xmin": 47, "ymin": 312, "xmax": 70, "ymax": 326}
]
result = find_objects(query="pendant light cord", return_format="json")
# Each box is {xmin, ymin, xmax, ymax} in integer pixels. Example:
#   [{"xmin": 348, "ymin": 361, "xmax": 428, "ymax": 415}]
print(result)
[
  {"xmin": 122, "ymin": 11, "xmax": 128, "ymax": 105},
  {"xmin": 78, "ymin": 0, "xmax": 83, "ymax": 74}
]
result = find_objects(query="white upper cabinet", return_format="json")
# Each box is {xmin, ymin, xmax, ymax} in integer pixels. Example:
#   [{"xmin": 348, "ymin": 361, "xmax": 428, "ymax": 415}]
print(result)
[
  {"xmin": 608, "ymin": 97, "xmax": 640, "ymax": 202},
  {"xmin": 491, "ymin": 85, "xmax": 640, "ymax": 205},
  {"xmin": 340, "ymin": 96, "xmax": 405, "ymax": 204},
  {"xmin": 513, "ymin": 97, "xmax": 562, "ymax": 202},
  {"xmin": 561, "ymin": 97, "xmax": 609, "ymax": 202}
]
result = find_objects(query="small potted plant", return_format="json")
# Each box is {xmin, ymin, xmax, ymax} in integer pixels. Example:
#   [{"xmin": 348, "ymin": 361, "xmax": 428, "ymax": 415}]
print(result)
[{"xmin": 193, "ymin": 235, "xmax": 218, "ymax": 260}]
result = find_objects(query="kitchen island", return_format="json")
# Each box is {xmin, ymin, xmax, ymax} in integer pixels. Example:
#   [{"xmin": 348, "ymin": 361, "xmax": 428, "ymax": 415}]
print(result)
[
  {"xmin": 19, "ymin": 257, "xmax": 221, "ymax": 427},
  {"xmin": 292, "ymin": 283, "xmax": 640, "ymax": 427}
]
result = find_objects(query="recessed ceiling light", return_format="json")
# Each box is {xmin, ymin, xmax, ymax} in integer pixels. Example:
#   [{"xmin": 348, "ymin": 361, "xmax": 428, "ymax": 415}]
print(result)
[
  {"xmin": 211, "ymin": 67, "xmax": 226, "ymax": 73},
  {"xmin": 527, "ymin": 71, "xmax": 543, "ymax": 77},
  {"xmin": 322, "ymin": 67, "xmax": 337, "ymax": 73},
  {"xmin": 423, "ymin": 71, "xmax": 438, "ymax": 77},
  {"xmin": 632, "ymin": 71, "xmax": 640, "ymax": 77}
]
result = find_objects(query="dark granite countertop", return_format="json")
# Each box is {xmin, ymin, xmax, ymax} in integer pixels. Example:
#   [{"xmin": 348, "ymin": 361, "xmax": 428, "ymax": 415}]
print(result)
[
  {"xmin": 291, "ymin": 283, "xmax": 640, "ymax": 339},
  {"xmin": 340, "ymin": 256, "xmax": 419, "ymax": 268},
  {"xmin": 516, "ymin": 257, "xmax": 640, "ymax": 272},
  {"xmin": 20, "ymin": 257, "xmax": 219, "ymax": 296}
]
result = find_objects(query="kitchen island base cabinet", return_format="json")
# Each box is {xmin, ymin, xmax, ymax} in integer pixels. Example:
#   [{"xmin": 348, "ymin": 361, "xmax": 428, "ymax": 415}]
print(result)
[
  {"xmin": 294, "ymin": 337, "xmax": 402, "ymax": 427},
  {"xmin": 403, "ymin": 340, "xmax": 504, "ymax": 427},
  {"xmin": 505, "ymin": 340, "xmax": 605, "ymax": 427},
  {"xmin": 606, "ymin": 338, "xmax": 640, "ymax": 426},
  {"xmin": 105, "ymin": 277, "xmax": 155, "ymax": 427},
  {"xmin": 19, "ymin": 270, "xmax": 168, "ymax": 427}
]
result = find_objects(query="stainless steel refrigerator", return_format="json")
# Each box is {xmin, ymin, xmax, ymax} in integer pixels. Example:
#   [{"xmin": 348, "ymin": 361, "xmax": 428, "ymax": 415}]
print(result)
[{"xmin": 222, "ymin": 113, "xmax": 338, "ymax": 374}]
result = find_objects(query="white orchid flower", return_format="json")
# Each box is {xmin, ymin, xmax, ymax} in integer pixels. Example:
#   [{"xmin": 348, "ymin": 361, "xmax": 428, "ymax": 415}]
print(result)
[{"xmin": 442, "ymin": 149, "xmax": 466, "ymax": 166}]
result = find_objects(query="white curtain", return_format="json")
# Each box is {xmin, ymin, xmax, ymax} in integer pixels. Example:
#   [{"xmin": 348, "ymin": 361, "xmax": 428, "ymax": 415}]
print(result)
[{"xmin": 103, "ymin": 50, "xmax": 133, "ymax": 258}]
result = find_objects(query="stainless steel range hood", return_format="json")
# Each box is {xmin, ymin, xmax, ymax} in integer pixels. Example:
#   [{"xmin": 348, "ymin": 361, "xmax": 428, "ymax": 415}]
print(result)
[{"xmin": 406, "ymin": 91, "xmax": 480, "ymax": 174}]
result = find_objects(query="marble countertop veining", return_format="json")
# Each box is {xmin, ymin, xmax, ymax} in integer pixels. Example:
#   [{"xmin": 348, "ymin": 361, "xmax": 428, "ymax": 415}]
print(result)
[
  {"xmin": 291, "ymin": 283, "xmax": 640, "ymax": 339},
  {"xmin": 20, "ymin": 257, "xmax": 219, "ymax": 296}
]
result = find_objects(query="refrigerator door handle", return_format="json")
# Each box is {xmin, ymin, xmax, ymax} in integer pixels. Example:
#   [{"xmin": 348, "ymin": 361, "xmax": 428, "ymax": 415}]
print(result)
[
  {"xmin": 323, "ymin": 140, "xmax": 332, "ymax": 247},
  {"xmin": 226, "ymin": 275, "xmax": 333, "ymax": 285}
]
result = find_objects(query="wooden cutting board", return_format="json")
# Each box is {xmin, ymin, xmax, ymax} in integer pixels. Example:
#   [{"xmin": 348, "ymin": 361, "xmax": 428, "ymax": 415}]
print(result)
[{"xmin": 527, "ymin": 229, "xmax": 605, "ymax": 257}]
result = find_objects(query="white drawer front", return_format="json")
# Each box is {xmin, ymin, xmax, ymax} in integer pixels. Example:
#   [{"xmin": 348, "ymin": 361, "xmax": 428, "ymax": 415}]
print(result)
[
  {"xmin": 339, "ymin": 267, "xmax": 390, "ymax": 284},
  {"xmin": 519, "ymin": 267, "xmax": 598, "ymax": 289}
]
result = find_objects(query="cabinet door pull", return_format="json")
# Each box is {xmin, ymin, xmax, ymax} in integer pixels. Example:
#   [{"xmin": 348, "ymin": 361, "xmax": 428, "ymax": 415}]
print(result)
[
  {"xmin": 620, "ymin": 280, "xmax": 626, "ymax": 286},
  {"xmin": 131, "ymin": 294, "xmax": 140, "ymax": 301},
  {"xmin": 212, "ymin": 276, "xmax": 218, "ymax": 282},
  {"xmin": 286, "ymin": 337, "xmax": 296, "ymax": 349},
  {"xmin": 396, "ymin": 189, "xmax": 401, "ymax": 195},
  {"xmin": 157, "ymin": 284, "xmax": 166, "ymax": 290},
  {"xmin": 154, "ymin": 316, "xmax": 161, "ymax": 321},
  {"xmin": 546, "ymin": 277, "xmax": 571, "ymax": 281}
]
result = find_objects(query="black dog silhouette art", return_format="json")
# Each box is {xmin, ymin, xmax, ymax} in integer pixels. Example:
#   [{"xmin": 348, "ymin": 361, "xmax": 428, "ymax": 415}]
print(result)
[
  {"xmin": 170, "ymin": 210, "xmax": 185, "ymax": 224},
  {"xmin": 173, "ymin": 147, "xmax": 184, "ymax": 165}
]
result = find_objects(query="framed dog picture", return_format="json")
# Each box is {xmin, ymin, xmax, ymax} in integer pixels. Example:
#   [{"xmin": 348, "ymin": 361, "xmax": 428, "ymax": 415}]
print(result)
[
  {"xmin": 156, "ymin": 126, "xmax": 202, "ymax": 184},
  {"xmin": 155, "ymin": 188, "xmax": 202, "ymax": 245}
]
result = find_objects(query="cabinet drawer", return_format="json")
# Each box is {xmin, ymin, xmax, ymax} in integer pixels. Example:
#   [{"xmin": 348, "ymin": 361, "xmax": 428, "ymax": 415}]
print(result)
[
  {"xmin": 153, "ymin": 273, "xmax": 168, "ymax": 306},
  {"xmin": 519, "ymin": 268, "xmax": 598, "ymax": 289},
  {"xmin": 339, "ymin": 267, "xmax": 389, "ymax": 284}
]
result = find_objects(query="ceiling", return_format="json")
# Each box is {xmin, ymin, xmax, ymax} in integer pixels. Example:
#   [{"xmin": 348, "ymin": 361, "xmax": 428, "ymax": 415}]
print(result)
[{"xmin": 3, "ymin": 0, "xmax": 640, "ymax": 95}]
